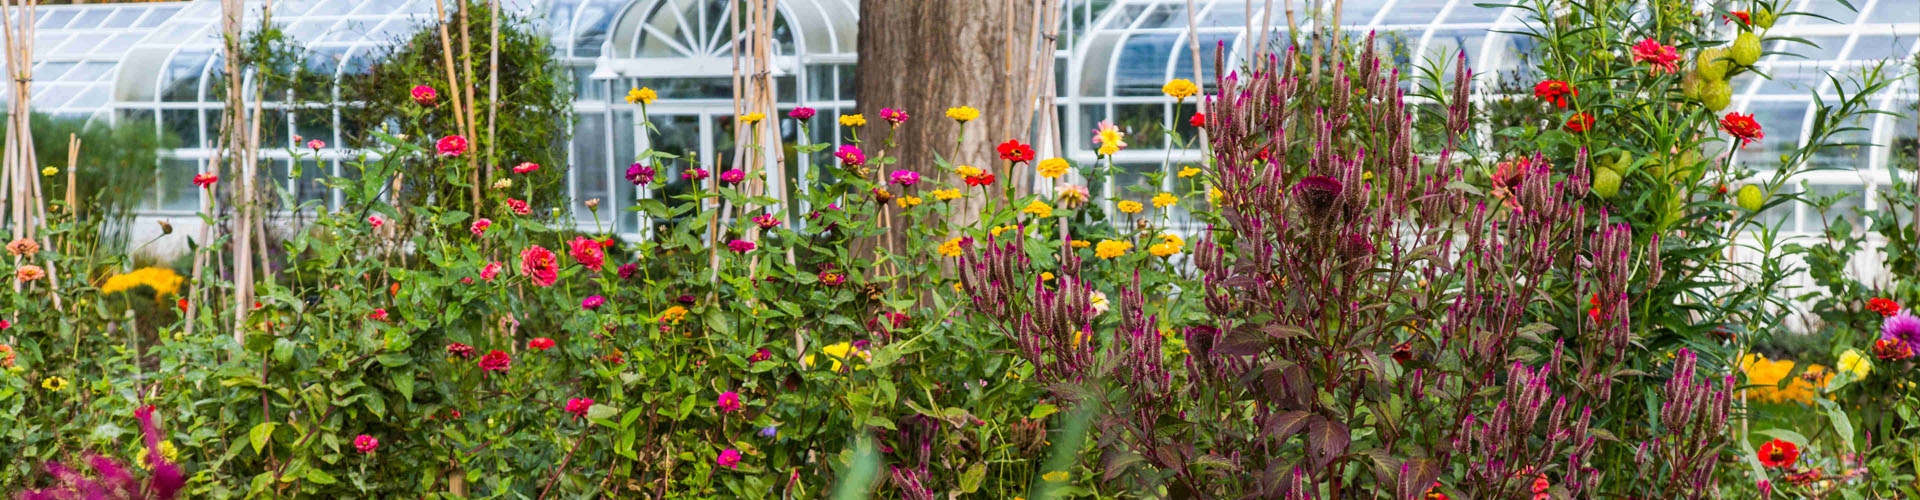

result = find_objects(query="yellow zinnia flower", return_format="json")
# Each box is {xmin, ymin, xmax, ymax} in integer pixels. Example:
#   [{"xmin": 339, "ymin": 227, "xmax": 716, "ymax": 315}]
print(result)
[
  {"xmin": 1040, "ymin": 272, "xmax": 1055, "ymax": 282},
  {"xmin": 740, "ymin": 112, "xmax": 765, "ymax": 125},
  {"xmin": 659, "ymin": 306, "xmax": 689, "ymax": 324},
  {"xmin": 1117, "ymin": 200, "xmax": 1144, "ymax": 214},
  {"xmin": 932, "ymin": 188, "xmax": 962, "ymax": 201},
  {"xmin": 139, "ymin": 441, "xmax": 179, "ymax": 469},
  {"xmin": 1152, "ymin": 192, "xmax": 1178, "ymax": 209},
  {"xmin": 1093, "ymin": 121, "xmax": 1127, "ymax": 157},
  {"xmin": 1095, "ymin": 240, "xmax": 1132, "ymax": 259},
  {"xmin": 945, "ymin": 106, "xmax": 980, "ymax": 123},
  {"xmin": 100, "ymin": 267, "xmax": 186, "ymax": 298},
  {"xmin": 1208, "ymin": 187, "xmax": 1224, "ymax": 205},
  {"xmin": 1022, "ymin": 200, "xmax": 1053, "ymax": 218},
  {"xmin": 1739, "ymin": 353, "xmax": 1829, "ymax": 404},
  {"xmin": 42, "ymin": 167, "xmax": 58, "ymax": 176},
  {"xmin": 1838, "ymin": 349, "xmax": 1871, "ymax": 379},
  {"xmin": 42, "ymin": 376, "xmax": 67, "ymax": 392},
  {"xmin": 955, "ymin": 165, "xmax": 982, "ymax": 178},
  {"xmin": 804, "ymin": 342, "xmax": 869, "ymax": 372},
  {"xmin": 938, "ymin": 237, "xmax": 965, "ymax": 258},
  {"xmin": 897, "ymin": 196, "xmax": 923, "ymax": 208},
  {"xmin": 1070, "ymin": 240, "xmax": 1091, "ymax": 248},
  {"xmin": 1149, "ymin": 233, "xmax": 1184, "ymax": 257},
  {"xmin": 1036, "ymin": 158, "xmax": 1070, "ymax": 179},
  {"xmin": 1163, "ymin": 78, "xmax": 1199, "ymax": 100},
  {"xmin": 626, "ymin": 87, "xmax": 657, "ymax": 105},
  {"xmin": 1178, "ymin": 166, "xmax": 1201, "ymax": 178},
  {"xmin": 990, "ymin": 225, "xmax": 1019, "ymax": 238},
  {"xmin": 840, "ymin": 114, "xmax": 867, "ymax": 127}
]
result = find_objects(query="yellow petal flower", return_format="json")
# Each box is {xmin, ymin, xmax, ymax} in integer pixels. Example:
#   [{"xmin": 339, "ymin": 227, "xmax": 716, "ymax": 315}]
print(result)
[
  {"xmin": 840, "ymin": 114, "xmax": 867, "ymax": 127},
  {"xmin": 1117, "ymin": 200, "xmax": 1144, "ymax": 214},
  {"xmin": 1095, "ymin": 240, "xmax": 1133, "ymax": 259},
  {"xmin": 626, "ymin": 87, "xmax": 657, "ymax": 105},
  {"xmin": 1163, "ymin": 78, "xmax": 1199, "ymax": 100},
  {"xmin": 1036, "ymin": 158, "xmax": 1070, "ymax": 179},
  {"xmin": 945, "ymin": 106, "xmax": 980, "ymax": 123},
  {"xmin": 1152, "ymin": 192, "xmax": 1177, "ymax": 208}
]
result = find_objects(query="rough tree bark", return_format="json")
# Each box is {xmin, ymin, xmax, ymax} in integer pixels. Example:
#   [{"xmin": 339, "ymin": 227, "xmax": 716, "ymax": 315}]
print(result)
[{"xmin": 856, "ymin": 0, "xmax": 1045, "ymax": 238}]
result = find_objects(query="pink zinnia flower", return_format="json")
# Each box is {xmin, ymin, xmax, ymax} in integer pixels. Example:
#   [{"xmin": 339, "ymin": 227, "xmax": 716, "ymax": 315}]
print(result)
[
  {"xmin": 752, "ymin": 213, "xmax": 781, "ymax": 229},
  {"xmin": 478, "ymin": 349, "xmax": 512, "ymax": 372},
  {"xmin": 582, "ymin": 295, "xmax": 607, "ymax": 310},
  {"xmin": 410, "ymin": 85, "xmax": 437, "ymax": 106},
  {"xmin": 367, "ymin": 215, "xmax": 384, "ymax": 228},
  {"xmin": 470, "ymin": 218, "xmax": 491, "ymax": 237},
  {"xmin": 506, "ymin": 198, "xmax": 531, "ymax": 215},
  {"xmin": 437, "ymin": 135, "xmax": 469, "ymax": 157},
  {"xmin": 353, "ymin": 435, "xmax": 379, "ymax": 454},
  {"xmin": 626, "ymin": 163, "xmax": 655, "ymax": 186},
  {"xmin": 567, "ymin": 236, "xmax": 606, "ymax": 271},
  {"xmin": 717, "ymin": 448, "xmax": 741, "ymax": 469},
  {"xmin": 565, "ymin": 398, "xmax": 594, "ymax": 419},
  {"xmin": 818, "ymin": 271, "xmax": 845, "ymax": 286},
  {"xmin": 834, "ymin": 145, "xmax": 866, "ymax": 166},
  {"xmin": 369, "ymin": 308, "xmax": 389, "ymax": 322},
  {"xmin": 512, "ymin": 162, "xmax": 540, "ymax": 174},
  {"xmin": 879, "ymin": 107, "xmax": 909, "ymax": 124},
  {"xmin": 719, "ymin": 169, "xmax": 746, "ymax": 185},
  {"xmin": 890, "ymin": 170, "xmax": 920, "ymax": 186},
  {"xmin": 520, "ymin": 245, "xmax": 559, "ymax": 287},
  {"xmin": 446, "ymin": 342, "xmax": 476, "ymax": 359},
  {"xmin": 617, "ymin": 263, "xmax": 639, "ymax": 279},
  {"xmin": 1630, "ymin": 38, "xmax": 1680, "ymax": 75},
  {"xmin": 727, "ymin": 239, "xmax": 755, "ymax": 253},
  {"xmin": 682, "ymin": 168, "xmax": 710, "ymax": 181},
  {"xmin": 749, "ymin": 348, "xmax": 771, "ymax": 363},
  {"xmin": 789, "ymin": 107, "xmax": 816, "ymax": 121},
  {"xmin": 529, "ymin": 337, "xmax": 555, "ymax": 351},
  {"xmin": 307, "ymin": 139, "xmax": 325, "ymax": 150},
  {"xmin": 480, "ymin": 261, "xmax": 502, "ymax": 281},
  {"xmin": 717, "ymin": 391, "xmax": 743, "ymax": 413}
]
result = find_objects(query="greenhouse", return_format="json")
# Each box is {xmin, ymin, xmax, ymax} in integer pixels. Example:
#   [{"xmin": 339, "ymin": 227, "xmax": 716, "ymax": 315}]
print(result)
[{"xmin": 4, "ymin": 0, "xmax": 1920, "ymax": 497}]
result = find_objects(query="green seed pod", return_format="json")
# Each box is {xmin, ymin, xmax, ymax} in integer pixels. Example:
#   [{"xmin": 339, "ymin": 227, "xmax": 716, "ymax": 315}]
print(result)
[
  {"xmin": 1736, "ymin": 184, "xmax": 1766, "ymax": 211},
  {"xmin": 1753, "ymin": 8, "xmax": 1776, "ymax": 28},
  {"xmin": 1592, "ymin": 169, "xmax": 1622, "ymax": 198},
  {"xmin": 1731, "ymin": 32, "xmax": 1762, "ymax": 66},
  {"xmin": 1673, "ymin": 150, "xmax": 1702, "ymax": 181},
  {"xmin": 1697, "ymin": 48, "xmax": 1732, "ymax": 80},
  {"xmin": 1681, "ymin": 71, "xmax": 1705, "ymax": 100},
  {"xmin": 1703, "ymin": 79, "xmax": 1733, "ymax": 111},
  {"xmin": 1611, "ymin": 151, "xmax": 1634, "ymax": 174}
]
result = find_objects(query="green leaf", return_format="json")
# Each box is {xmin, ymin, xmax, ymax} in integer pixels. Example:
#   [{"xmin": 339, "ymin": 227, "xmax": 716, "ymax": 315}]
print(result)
[
  {"xmin": 374, "ymin": 353, "xmax": 412, "ymax": 367},
  {"xmin": 958, "ymin": 464, "xmax": 986, "ymax": 493},
  {"xmin": 1028, "ymin": 404, "xmax": 1059, "ymax": 420},
  {"xmin": 391, "ymin": 372, "xmax": 415, "ymax": 402},
  {"xmin": 1816, "ymin": 398, "xmax": 1856, "ymax": 451},
  {"xmin": 306, "ymin": 468, "xmax": 338, "ymax": 485},
  {"xmin": 250, "ymin": 423, "xmax": 278, "ymax": 455},
  {"xmin": 587, "ymin": 404, "xmax": 620, "ymax": 422},
  {"xmin": 1756, "ymin": 428, "xmax": 1810, "ymax": 447}
]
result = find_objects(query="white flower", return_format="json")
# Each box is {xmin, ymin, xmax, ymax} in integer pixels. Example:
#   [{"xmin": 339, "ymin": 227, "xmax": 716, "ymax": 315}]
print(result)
[{"xmin": 1089, "ymin": 291, "xmax": 1110, "ymax": 316}]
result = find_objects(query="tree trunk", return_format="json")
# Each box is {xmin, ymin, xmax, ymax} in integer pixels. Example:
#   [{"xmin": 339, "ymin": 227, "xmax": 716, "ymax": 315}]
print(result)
[{"xmin": 856, "ymin": 0, "xmax": 1044, "ymax": 237}]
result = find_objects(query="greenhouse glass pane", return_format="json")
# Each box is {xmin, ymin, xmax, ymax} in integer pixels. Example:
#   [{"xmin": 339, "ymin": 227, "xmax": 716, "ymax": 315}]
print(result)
[
  {"xmin": 1114, "ymin": 33, "xmax": 1179, "ymax": 96},
  {"xmin": 135, "ymin": 7, "xmax": 177, "ymax": 28},
  {"xmin": 1137, "ymin": 3, "xmax": 1189, "ymax": 29},
  {"xmin": 152, "ymin": 158, "xmax": 201, "ymax": 212},
  {"xmin": 163, "ymin": 110, "xmax": 199, "ymax": 147},
  {"xmin": 1201, "ymin": 1, "xmax": 1250, "ymax": 27},
  {"xmin": 37, "ymin": 10, "xmax": 76, "ymax": 29},
  {"xmin": 1113, "ymin": 103, "xmax": 1168, "ymax": 149},
  {"xmin": 1442, "ymin": 1, "xmax": 1505, "ymax": 24},
  {"xmin": 1846, "ymin": 34, "xmax": 1917, "ymax": 60},
  {"xmin": 1379, "ymin": 0, "xmax": 1448, "ymax": 25},
  {"xmin": 1172, "ymin": 32, "xmax": 1237, "ymax": 91},
  {"xmin": 1743, "ymin": 101, "xmax": 1807, "ymax": 164},
  {"xmin": 573, "ymin": 113, "xmax": 611, "ymax": 222},
  {"xmin": 1340, "ymin": 0, "xmax": 1389, "ymax": 26},
  {"xmin": 70, "ymin": 9, "xmax": 109, "ymax": 29},
  {"xmin": 103, "ymin": 8, "xmax": 143, "ymax": 28},
  {"xmin": 101, "ymin": 33, "xmax": 143, "ymax": 54},
  {"xmin": 161, "ymin": 50, "xmax": 213, "ymax": 102}
]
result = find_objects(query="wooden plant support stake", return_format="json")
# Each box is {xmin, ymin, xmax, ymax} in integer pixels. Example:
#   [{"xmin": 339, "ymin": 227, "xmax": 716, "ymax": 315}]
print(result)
[{"xmin": 3, "ymin": 0, "xmax": 66, "ymax": 311}]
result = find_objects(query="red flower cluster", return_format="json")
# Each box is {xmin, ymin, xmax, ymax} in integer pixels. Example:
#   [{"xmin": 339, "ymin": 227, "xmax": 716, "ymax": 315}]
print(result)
[
  {"xmin": 1720, "ymin": 112, "xmax": 1764, "ymax": 148},
  {"xmin": 1868, "ymin": 297, "xmax": 1902, "ymax": 316},
  {"xmin": 1532, "ymin": 79, "xmax": 1577, "ymax": 108},
  {"xmin": 997, "ymin": 140, "xmax": 1034, "ymax": 163},
  {"xmin": 963, "ymin": 172, "xmax": 996, "ymax": 187},
  {"xmin": 1757, "ymin": 438, "xmax": 1799, "ymax": 468},
  {"xmin": 529, "ymin": 337, "xmax": 555, "ymax": 351},
  {"xmin": 478, "ymin": 350, "xmax": 512, "ymax": 372},
  {"xmin": 1565, "ymin": 112, "xmax": 1596, "ymax": 133},
  {"xmin": 1875, "ymin": 337, "xmax": 1914, "ymax": 360},
  {"xmin": 505, "ymin": 198, "xmax": 531, "ymax": 215}
]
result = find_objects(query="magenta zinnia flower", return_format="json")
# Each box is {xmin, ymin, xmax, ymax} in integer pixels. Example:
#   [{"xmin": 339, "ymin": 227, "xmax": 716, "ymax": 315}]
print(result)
[
  {"xmin": 353, "ymin": 434, "xmax": 379, "ymax": 454},
  {"xmin": 470, "ymin": 218, "xmax": 491, "ymax": 237},
  {"xmin": 626, "ymin": 163, "xmax": 656, "ymax": 186},
  {"xmin": 582, "ymin": 295, "xmax": 607, "ymax": 311},
  {"xmin": 835, "ymin": 145, "xmax": 867, "ymax": 166},
  {"xmin": 1630, "ymin": 38, "xmax": 1680, "ymax": 75},
  {"xmin": 717, "ymin": 391, "xmax": 743, "ymax": 413},
  {"xmin": 617, "ymin": 263, "xmax": 639, "ymax": 279},
  {"xmin": 789, "ymin": 107, "xmax": 816, "ymax": 121},
  {"xmin": 520, "ymin": 245, "xmax": 560, "ymax": 287},
  {"xmin": 478, "ymin": 350, "xmax": 512, "ymax": 372},
  {"xmin": 410, "ymin": 85, "xmax": 437, "ymax": 106},
  {"xmin": 717, "ymin": 448, "xmax": 742, "ymax": 469},
  {"xmin": 727, "ymin": 239, "xmax": 756, "ymax": 253},
  {"xmin": 566, "ymin": 398, "xmax": 594, "ymax": 419},
  {"xmin": 682, "ymin": 168, "xmax": 711, "ymax": 181},
  {"xmin": 753, "ymin": 213, "xmax": 781, "ymax": 229},
  {"xmin": 720, "ymin": 169, "xmax": 747, "ymax": 185},
  {"xmin": 480, "ymin": 261, "xmax": 502, "ymax": 282},
  {"xmin": 446, "ymin": 342, "xmax": 476, "ymax": 359},
  {"xmin": 890, "ymin": 170, "xmax": 921, "ymax": 186},
  {"xmin": 513, "ymin": 162, "xmax": 540, "ymax": 174},
  {"xmin": 1884, "ymin": 310, "xmax": 1920, "ymax": 351},
  {"xmin": 437, "ymin": 135, "xmax": 469, "ymax": 157},
  {"xmin": 567, "ymin": 236, "xmax": 606, "ymax": 271},
  {"xmin": 879, "ymin": 107, "xmax": 909, "ymax": 124}
]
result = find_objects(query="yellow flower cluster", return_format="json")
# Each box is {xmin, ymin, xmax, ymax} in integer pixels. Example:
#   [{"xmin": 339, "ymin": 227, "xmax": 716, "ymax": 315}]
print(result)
[
  {"xmin": 42, "ymin": 167, "xmax": 58, "ymax": 177},
  {"xmin": 896, "ymin": 196, "xmax": 923, "ymax": 208},
  {"xmin": 1022, "ymin": 200, "xmax": 1053, "ymax": 218},
  {"xmin": 659, "ymin": 306, "xmax": 689, "ymax": 324},
  {"xmin": 1152, "ymin": 192, "xmax": 1178, "ymax": 209},
  {"xmin": 1208, "ymin": 187, "xmax": 1224, "ymax": 205},
  {"xmin": 1163, "ymin": 78, "xmax": 1199, "ymax": 100},
  {"xmin": 945, "ymin": 106, "xmax": 980, "ymax": 123},
  {"xmin": 938, "ymin": 237, "xmax": 965, "ymax": 258},
  {"xmin": 840, "ymin": 114, "xmax": 867, "ymax": 127},
  {"xmin": 1740, "ymin": 354, "xmax": 1830, "ymax": 405},
  {"xmin": 1178, "ymin": 166, "xmax": 1201, "ymax": 178},
  {"xmin": 1837, "ymin": 349, "xmax": 1871, "ymax": 379},
  {"xmin": 100, "ymin": 267, "xmax": 185, "ymax": 298},
  {"xmin": 626, "ymin": 87, "xmax": 657, "ymax": 105},
  {"xmin": 1095, "ymin": 240, "xmax": 1133, "ymax": 259},
  {"xmin": 1148, "ymin": 233, "xmax": 1184, "ymax": 257},
  {"xmin": 931, "ymin": 188, "xmax": 962, "ymax": 201},
  {"xmin": 1070, "ymin": 240, "xmax": 1091, "ymax": 249},
  {"xmin": 1036, "ymin": 158, "xmax": 1070, "ymax": 179},
  {"xmin": 990, "ymin": 225, "xmax": 1019, "ymax": 238},
  {"xmin": 955, "ymin": 165, "xmax": 983, "ymax": 178},
  {"xmin": 1117, "ymin": 200, "xmax": 1144, "ymax": 214},
  {"xmin": 805, "ymin": 342, "xmax": 869, "ymax": 372}
]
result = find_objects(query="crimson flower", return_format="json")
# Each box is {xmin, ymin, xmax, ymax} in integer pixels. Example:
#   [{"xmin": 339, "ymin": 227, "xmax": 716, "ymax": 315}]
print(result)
[
  {"xmin": 369, "ymin": 308, "xmax": 389, "ymax": 322},
  {"xmin": 353, "ymin": 435, "xmax": 379, "ymax": 454},
  {"xmin": 505, "ymin": 198, "xmax": 531, "ymax": 215},
  {"xmin": 478, "ymin": 349, "xmax": 512, "ymax": 372},
  {"xmin": 719, "ymin": 169, "xmax": 746, "ymax": 185},
  {"xmin": 879, "ymin": 107, "xmax": 909, "ymax": 124},
  {"xmin": 789, "ymin": 107, "xmax": 816, "ymax": 121},
  {"xmin": 626, "ymin": 163, "xmax": 656, "ymax": 186},
  {"xmin": 1725, "ymin": 11, "xmax": 1751, "ymax": 24},
  {"xmin": 1630, "ymin": 38, "xmax": 1680, "ymax": 75},
  {"xmin": 1189, "ymin": 112, "xmax": 1206, "ymax": 128},
  {"xmin": 997, "ymin": 140, "xmax": 1034, "ymax": 163},
  {"xmin": 717, "ymin": 391, "xmax": 743, "ymax": 413},
  {"xmin": 835, "ymin": 145, "xmax": 867, "ymax": 166},
  {"xmin": 1532, "ymin": 79, "xmax": 1577, "ymax": 108},
  {"xmin": 1875, "ymin": 337, "xmax": 1914, "ymax": 360},
  {"xmin": 748, "ymin": 348, "xmax": 772, "ymax": 363},
  {"xmin": 1565, "ymin": 112, "xmax": 1596, "ymax": 133},
  {"xmin": 727, "ymin": 239, "xmax": 756, "ymax": 253},
  {"xmin": 529, "ymin": 337, "xmax": 555, "ymax": 351},
  {"xmin": 520, "ymin": 245, "xmax": 559, "ymax": 287},
  {"xmin": 1719, "ymin": 112, "xmax": 1764, "ymax": 148},
  {"xmin": 1757, "ymin": 439, "xmax": 1799, "ymax": 468},
  {"xmin": 567, "ymin": 236, "xmax": 606, "ymax": 271},
  {"xmin": 512, "ymin": 162, "xmax": 540, "ymax": 174},
  {"xmin": 1868, "ymin": 298, "xmax": 1901, "ymax": 316},
  {"xmin": 964, "ymin": 172, "xmax": 996, "ymax": 187},
  {"xmin": 192, "ymin": 173, "xmax": 218, "ymax": 189},
  {"xmin": 470, "ymin": 218, "xmax": 491, "ymax": 237},
  {"xmin": 446, "ymin": 342, "xmax": 476, "ymax": 359},
  {"xmin": 566, "ymin": 398, "xmax": 594, "ymax": 418},
  {"xmin": 436, "ymin": 135, "xmax": 469, "ymax": 157},
  {"xmin": 410, "ymin": 85, "xmax": 437, "ymax": 106}
]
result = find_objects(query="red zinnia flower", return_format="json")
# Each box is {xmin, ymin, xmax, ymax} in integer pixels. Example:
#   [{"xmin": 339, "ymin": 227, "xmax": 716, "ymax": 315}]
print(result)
[
  {"xmin": 353, "ymin": 434, "xmax": 379, "ymax": 454},
  {"xmin": 1532, "ymin": 79, "xmax": 1577, "ymax": 108},
  {"xmin": 1565, "ymin": 112, "xmax": 1596, "ymax": 133},
  {"xmin": 437, "ymin": 135, "xmax": 469, "ymax": 157},
  {"xmin": 520, "ymin": 245, "xmax": 560, "ymax": 287},
  {"xmin": 1189, "ymin": 112, "xmax": 1206, "ymax": 128},
  {"xmin": 192, "ymin": 173, "xmax": 219, "ymax": 189},
  {"xmin": 1875, "ymin": 337, "xmax": 1914, "ymax": 360},
  {"xmin": 478, "ymin": 349, "xmax": 512, "ymax": 372},
  {"xmin": 1630, "ymin": 38, "xmax": 1681, "ymax": 75},
  {"xmin": 834, "ymin": 145, "xmax": 866, "ymax": 166},
  {"xmin": 446, "ymin": 342, "xmax": 476, "ymax": 359},
  {"xmin": 964, "ymin": 172, "xmax": 996, "ymax": 187},
  {"xmin": 996, "ymin": 140, "xmax": 1034, "ymax": 163},
  {"xmin": 1868, "ymin": 298, "xmax": 1901, "ymax": 316},
  {"xmin": 1719, "ymin": 112, "xmax": 1764, "ymax": 148},
  {"xmin": 529, "ymin": 337, "xmax": 555, "ymax": 351},
  {"xmin": 369, "ymin": 308, "xmax": 389, "ymax": 322},
  {"xmin": 512, "ymin": 162, "xmax": 540, "ymax": 174},
  {"xmin": 505, "ymin": 198, "xmax": 531, "ymax": 216},
  {"xmin": 1757, "ymin": 438, "xmax": 1799, "ymax": 468},
  {"xmin": 410, "ymin": 85, "xmax": 437, "ymax": 106},
  {"xmin": 565, "ymin": 398, "xmax": 594, "ymax": 419},
  {"xmin": 567, "ymin": 236, "xmax": 606, "ymax": 271},
  {"xmin": 749, "ymin": 347, "xmax": 772, "ymax": 363},
  {"xmin": 1725, "ymin": 11, "xmax": 1752, "ymax": 24}
]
